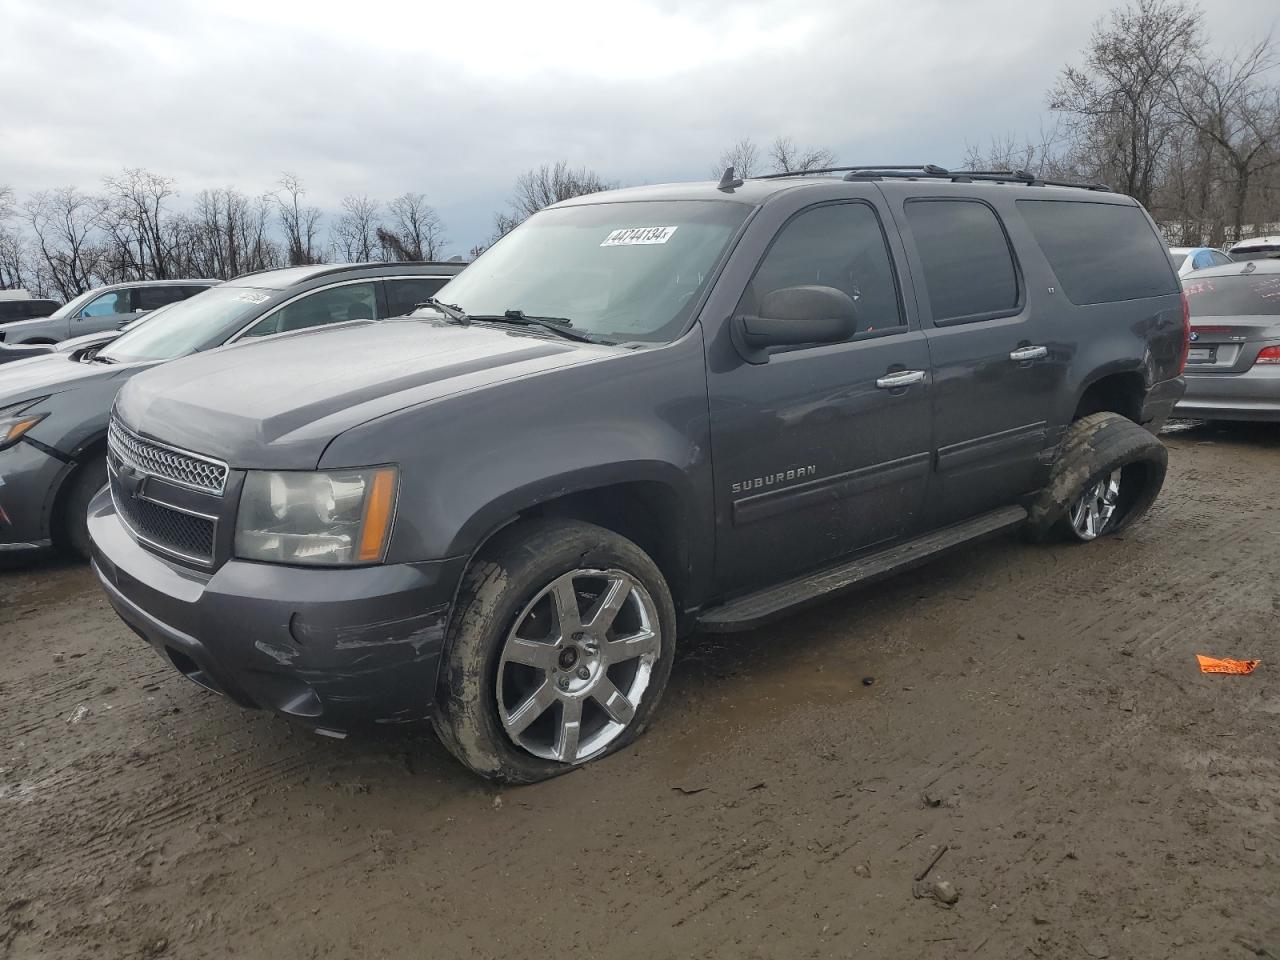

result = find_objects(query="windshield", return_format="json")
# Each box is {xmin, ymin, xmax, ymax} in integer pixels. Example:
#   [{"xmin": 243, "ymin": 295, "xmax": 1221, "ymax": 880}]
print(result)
[
  {"xmin": 1184, "ymin": 273, "xmax": 1280, "ymax": 316},
  {"xmin": 433, "ymin": 200, "xmax": 751, "ymax": 343},
  {"xmin": 45, "ymin": 288, "xmax": 100, "ymax": 320},
  {"xmin": 100, "ymin": 286, "xmax": 273, "ymax": 362}
]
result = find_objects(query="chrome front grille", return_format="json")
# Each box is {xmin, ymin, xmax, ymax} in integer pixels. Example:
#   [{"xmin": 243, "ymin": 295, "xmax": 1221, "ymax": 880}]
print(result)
[
  {"xmin": 107, "ymin": 418, "xmax": 228, "ymax": 495},
  {"xmin": 110, "ymin": 475, "xmax": 217, "ymax": 563}
]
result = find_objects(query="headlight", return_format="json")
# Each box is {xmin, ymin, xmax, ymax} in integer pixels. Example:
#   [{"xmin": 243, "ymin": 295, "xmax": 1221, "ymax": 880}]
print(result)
[
  {"xmin": 0, "ymin": 397, "xmax": 48, "ymax": 452},
  {"xmin": 235, "ymin": 466, "xmax": 398, "ymax": 565}
]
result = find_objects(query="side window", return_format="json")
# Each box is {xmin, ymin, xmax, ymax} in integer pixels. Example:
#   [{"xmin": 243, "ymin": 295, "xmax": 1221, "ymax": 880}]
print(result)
[
  {"xmin": 241, "ymin": 282, "xmax": 378, "ymax": 339},
  {"xmin": 904, "ymin": 199, "xmax": 1019, "ymax": 324},
  {"xmin": 80, "ymin": 290, "xmax": 134, "ymax": 318},
  {"xmin": 1211, "ymin": 251, "xmax": 1233, "ymax": 267},
  {"xmin": 737, "ymin": 202, "xmax": 903, "ymax": 339},
  {"xmin": 1192, "ymin": 250, "xmax": 1215, "ymax": 271},
  {"xmin": 1016, "ymin": 200, "xmax": 1179, "ymax": 304},
  {"xmin": 137, "ymin": 286, "xmax": 190, "ymax": 310},
  {"xmin": 385, "ymin": 277, "xmax": 448, "ymax": 317}
]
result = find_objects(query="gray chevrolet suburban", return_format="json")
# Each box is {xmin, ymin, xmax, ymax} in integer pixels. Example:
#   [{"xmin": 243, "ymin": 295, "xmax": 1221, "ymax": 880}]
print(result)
[{"xmin": 88, "ymin": 166, "xmax": 1188, "ymax": 782}]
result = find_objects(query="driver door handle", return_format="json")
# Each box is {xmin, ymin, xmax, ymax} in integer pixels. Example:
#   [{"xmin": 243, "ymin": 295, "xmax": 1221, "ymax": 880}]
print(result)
[
  {"xmin": 875, "ymin": 369, "xmax": 926, "ymax": 390},
  {"xmin": 1010, "ymin": 345, "xmax": 1048, "ymax": 362}
]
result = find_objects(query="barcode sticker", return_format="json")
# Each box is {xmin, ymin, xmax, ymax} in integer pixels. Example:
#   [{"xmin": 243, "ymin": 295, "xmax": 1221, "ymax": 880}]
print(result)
[{"xmin": 601, "ymin": 226, "xmax": 678, "ymax": 247}]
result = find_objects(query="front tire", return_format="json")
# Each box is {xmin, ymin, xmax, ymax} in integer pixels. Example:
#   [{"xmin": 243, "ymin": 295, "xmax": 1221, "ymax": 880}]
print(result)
[
  {"xmin": 61, "ymin": 453, "xmax": 108, "ymax": 560},
  {"xmin": 432, "ymin": 519, "xmax": 677, "ymax": 783}
]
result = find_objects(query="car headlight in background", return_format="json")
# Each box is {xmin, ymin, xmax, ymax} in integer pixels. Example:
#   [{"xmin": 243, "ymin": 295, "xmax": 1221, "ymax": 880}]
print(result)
[
  {"xmin": 0, "ymin": 397, "xmax": 48, "ymax": 452},
  {"xmin": 235, "ymin": 466, "xmax": 398, "ymax": 565}
]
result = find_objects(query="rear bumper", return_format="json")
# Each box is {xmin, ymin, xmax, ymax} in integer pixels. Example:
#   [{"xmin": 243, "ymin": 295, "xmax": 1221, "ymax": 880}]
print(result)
[
  {"xmin": 1175, "ymin": 365, "xmax": 1280, "ymax": 422},
  {"xmin": 0, "ymin": 439, "xmax": 66, "ymax": 552},
  {"xmin": 1140, "ymin": 376, "xmax": 1186, "ymax": 433},
  {"xmin": 89, "ymin": 486, "xmax": 466, "ymax": 731}
]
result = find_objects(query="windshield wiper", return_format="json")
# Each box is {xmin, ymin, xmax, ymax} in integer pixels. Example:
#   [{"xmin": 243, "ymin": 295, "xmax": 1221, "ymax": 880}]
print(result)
[
  {"xmin": 471, "ymin": 310, "xmax": 608, "ymax": 344},
  {"xmin": 420, "ymin": 297, "xmax": 471, "ymax": 326}
]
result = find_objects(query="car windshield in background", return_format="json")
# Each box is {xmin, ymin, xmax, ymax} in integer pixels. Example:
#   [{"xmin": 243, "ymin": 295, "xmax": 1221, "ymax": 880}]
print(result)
[
  {"xmin": 433, "ymin": 200, "xmax": 751, "ymax": 343},
  {"xmin": 99, "ymin": 286, "xmax": 272, "ymax": 362},
  {"xmin": 1183, "ymin": 274, "xmax": 1280, "ymax": 316},
  {"xmin": 1169, "ymin": 252, "xmax": 1188, "ymax": 270},
  {"xmin": 44, "ymin": 288, "xmax": 99, "ymax": 321}
]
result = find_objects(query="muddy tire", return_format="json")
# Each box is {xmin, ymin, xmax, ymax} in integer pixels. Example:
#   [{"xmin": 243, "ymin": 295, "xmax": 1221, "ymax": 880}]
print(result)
[
  {"xmin": 60, "ymin": 453, "xmax": 108, "ymax": 561},
  {"xmin": 432, "ymin": 519, "xmax": 677, "ymax": 784},
  {"xmin": 1026, "ymin": 412, "xmax": 1168, "ymax": 543}
]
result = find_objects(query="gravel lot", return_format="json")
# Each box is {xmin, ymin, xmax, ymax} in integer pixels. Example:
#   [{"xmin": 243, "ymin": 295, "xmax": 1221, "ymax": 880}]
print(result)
[{"xmin": 2, "ymin": 421, "xmax": 1278, "ymax": 960}]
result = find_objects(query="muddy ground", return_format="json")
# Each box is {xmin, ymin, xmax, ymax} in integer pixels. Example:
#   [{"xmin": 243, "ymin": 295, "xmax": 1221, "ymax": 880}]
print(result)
[{"xmin": 2, "ymin": 421, "xmax": 1278, "ymax": 960}]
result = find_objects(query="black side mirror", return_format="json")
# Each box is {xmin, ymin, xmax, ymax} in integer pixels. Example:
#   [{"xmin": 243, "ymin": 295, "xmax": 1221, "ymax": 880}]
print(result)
[{"xmin": 731, "ymin": 285, "xmax": 858, "ymax": 364}]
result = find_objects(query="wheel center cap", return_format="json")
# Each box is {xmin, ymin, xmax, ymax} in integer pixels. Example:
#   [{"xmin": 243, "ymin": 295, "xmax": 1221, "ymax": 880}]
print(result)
[{"xmin": 558, "ymin": 647, "xmax": 580, "ymax": 670}]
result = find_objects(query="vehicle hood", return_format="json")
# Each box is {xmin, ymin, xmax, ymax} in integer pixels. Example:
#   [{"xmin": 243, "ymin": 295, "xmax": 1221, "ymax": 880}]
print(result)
[
  {"xmin": 114, "ymin": 319, "xmax": 629, "ymax": 469},
  {"xmin": 0, "ymin": 315, "xmax": 60, "ymax": 339},
  {"xmin": 0, "ymin": 353, "xmax": 136, "ymax": 407}
]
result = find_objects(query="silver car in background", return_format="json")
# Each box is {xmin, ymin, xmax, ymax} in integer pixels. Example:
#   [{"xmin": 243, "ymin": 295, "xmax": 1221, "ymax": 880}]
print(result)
[
  {"xmin": 1176, "ymin": 259, "xmax": 1280, "ymax": 421},
  {"xmin": 0, "ymin": 279, "xmax": 217, "ymax": 345}
]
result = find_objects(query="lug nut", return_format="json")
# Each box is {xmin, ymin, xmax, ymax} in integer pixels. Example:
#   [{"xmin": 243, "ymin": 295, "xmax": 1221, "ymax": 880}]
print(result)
[
  {"xmin": 557, "ymin": 677, "xmax": 571, "ymax": 690},
  {"xmin": 577, "ymin": 667, "xmax": 590, "ymax": 680}
]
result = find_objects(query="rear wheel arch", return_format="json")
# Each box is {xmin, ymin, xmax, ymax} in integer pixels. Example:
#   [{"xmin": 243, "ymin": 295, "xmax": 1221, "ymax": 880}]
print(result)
[{"xmin": 1072, "ymin": 369, "xmax": 1146, "ymax": 423}]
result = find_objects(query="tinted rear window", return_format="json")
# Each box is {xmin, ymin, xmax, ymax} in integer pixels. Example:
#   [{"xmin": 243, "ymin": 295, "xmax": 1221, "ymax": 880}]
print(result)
[
  {"xmin": 1184, "ymin": 273, "xmax": 1280, "ymax": 316},
  {"xmin": 1017, "ymin": 200, "xmax": 1178, "ymax": 305},
  {"xmin": 904, "ymin": 199, "xmax": 1019, "ymax": 323}
]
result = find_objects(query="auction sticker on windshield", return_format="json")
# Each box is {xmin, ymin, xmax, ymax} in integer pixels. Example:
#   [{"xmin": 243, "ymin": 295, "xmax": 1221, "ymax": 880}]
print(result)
[{"xmin": 601, "ymin": 226, "xmax": 678, "ymax": 247}]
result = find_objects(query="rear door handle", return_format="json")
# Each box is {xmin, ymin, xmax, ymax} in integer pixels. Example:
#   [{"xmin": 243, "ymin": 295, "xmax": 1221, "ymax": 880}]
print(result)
[
  {"xmin": 875, "ymin": 369, "xmax": 926, "ymax": 390},
  {"xmin": 1010, "ymin": 345, "xmax": 1048, "ymax": 362}
]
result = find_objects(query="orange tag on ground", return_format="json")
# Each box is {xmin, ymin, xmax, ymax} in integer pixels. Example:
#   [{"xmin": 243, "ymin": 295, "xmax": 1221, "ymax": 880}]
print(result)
[{"xmin": 1196, "ymin": 655, "xmax": 1260, "ymax": 675}]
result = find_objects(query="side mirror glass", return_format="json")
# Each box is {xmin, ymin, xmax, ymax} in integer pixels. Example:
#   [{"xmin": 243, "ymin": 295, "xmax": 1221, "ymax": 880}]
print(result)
[{"xmin": 731, "ymin": 285, "xmax": 858, "ymax": 364}]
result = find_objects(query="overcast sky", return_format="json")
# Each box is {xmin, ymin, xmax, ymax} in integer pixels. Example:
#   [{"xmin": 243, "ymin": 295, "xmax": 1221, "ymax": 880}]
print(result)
[{"xmin": 1, "ymin": 0, "xmax": 1276, "ymax": 255}]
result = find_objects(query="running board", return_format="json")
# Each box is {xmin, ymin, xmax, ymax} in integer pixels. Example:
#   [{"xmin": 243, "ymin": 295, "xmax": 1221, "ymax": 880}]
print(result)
[{"xmin": 697, "ymin": 505, "xmax": 1027, "ymax": 633}]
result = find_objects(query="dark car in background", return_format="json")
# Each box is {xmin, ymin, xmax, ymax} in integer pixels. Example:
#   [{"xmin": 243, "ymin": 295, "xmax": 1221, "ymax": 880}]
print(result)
[
  {"xmin": 0, "ymin": 291, "xmax": 62, "ymax": 324},
  {"xmin": 88, "ymin": 166, "xmax": 1185, "ymax": 782},
  {"xmin": 0, "ymin": 261, "xmax": 462, "ymax": 558},
  {"xmin": 1175, "ymin": 259, "xmax": 1280, "ymax": 421},
  {"xmin": 0, "ymin": 279, "xmax": 218, "ymax": 345}
]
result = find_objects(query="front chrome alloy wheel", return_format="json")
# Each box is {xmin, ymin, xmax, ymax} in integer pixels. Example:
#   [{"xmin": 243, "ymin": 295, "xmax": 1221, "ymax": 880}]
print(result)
[
  {"xmin": 497, "ymin": 568, "xmax": 661, "ymax": 764},
  {"xmin": 1069, "ymin": 469, "xmax": 1122, "ymax": 540}
]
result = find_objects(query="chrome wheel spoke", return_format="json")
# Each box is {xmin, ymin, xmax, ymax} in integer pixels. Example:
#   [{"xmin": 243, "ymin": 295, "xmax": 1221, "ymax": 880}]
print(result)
[
  {"xmin": 505, "ymin": 680, "xmax": 556, "ymax": 735},
  {"xmin": 592, "ymin": 676, "xmax": 636, "ymax": 725},
  {"xmin": 606, "ymin": 627, "xmax": 658, "ymax": 664},
  {"xmin": 504, "ymin": 636, "xmax": 557, "ymax": 671},
  {"xmin": 583, "ymin": 576, "xmax": 630, "ymax": 634},
  {"xmin": 550, "ymin": 575, "xmax": 584, "ymax": 637},
  {"xmin": 555, "ymin": 697, "xmax": 583, "ymax": 763}
]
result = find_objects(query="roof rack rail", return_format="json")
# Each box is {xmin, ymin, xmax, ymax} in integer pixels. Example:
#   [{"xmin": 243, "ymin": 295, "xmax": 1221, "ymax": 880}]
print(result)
[
  {"xmin": 753, "ymin": 164, "xmax": 1111, "ymax": 192},
  {"xmin": 757, "ymin": 165, "xmax": 945, "ymax": 180}
]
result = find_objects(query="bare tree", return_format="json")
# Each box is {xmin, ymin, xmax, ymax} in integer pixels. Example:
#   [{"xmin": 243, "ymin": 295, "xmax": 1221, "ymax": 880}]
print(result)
[
  {"xmin": 24, "ymin": 187, "xmax": 103, "ymax": 299},
  {"xmin": 1171, "ymin": 37, "xmax": 1280, "ymax": 241},
  {"xmin": 272, "ymin": 173, "xmax": 324, "ymax": 266},
  {"xmin": 494, "ymin": 162, "xmax": 612, "ymax": 238},
  {"xmin": 711, "ymin": 138, "xmax": 762, "ymax": 179},
  {"xmin": 377, "ymin": 192, "xmax": 446, "ymax": 261},
  {"xmin": 98, "ymin": 168, "xmax": 179, "ymax": 280},
  {"xmin": 331, "ymin": 195, "xmax": 381, "ymax": 262},
  {"xmin": 1050, "ymin": 0, "xmax": 1202, "ymax": 206},
  {"xmin": 768, "ymin": 136, "xmax": 837, "ymax": 173},
  {"xmin": 186, "ymin": 188, "xmax": 280, "ymax": 278}
]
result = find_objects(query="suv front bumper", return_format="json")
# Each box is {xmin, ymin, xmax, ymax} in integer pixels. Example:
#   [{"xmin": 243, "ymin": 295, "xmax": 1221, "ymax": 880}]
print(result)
[{"xmin": 88, "ymin": 485, "xmax": 466, "ymax": 732}]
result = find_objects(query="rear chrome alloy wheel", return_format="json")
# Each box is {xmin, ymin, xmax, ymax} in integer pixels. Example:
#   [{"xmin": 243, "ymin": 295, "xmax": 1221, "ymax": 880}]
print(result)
[
  {"xmin": 497, "ymin": 568, "xmax": 661, "ymax": 764},
  {"xmin": 1069, "ymin": 469, "xmax": 1122, "ymax": 541}
]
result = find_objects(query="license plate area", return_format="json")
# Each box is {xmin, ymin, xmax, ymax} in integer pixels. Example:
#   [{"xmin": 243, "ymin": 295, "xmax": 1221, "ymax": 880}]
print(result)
[{"xmin": 1187, "ymin": 346, "xmax": 1217, "ymax": 364}]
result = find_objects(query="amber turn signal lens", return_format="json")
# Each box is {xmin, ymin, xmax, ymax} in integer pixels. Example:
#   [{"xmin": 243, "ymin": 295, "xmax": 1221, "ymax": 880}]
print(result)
[{"xmin": 357, "ymin": 467, "xmax": 398, "ymax": 562}]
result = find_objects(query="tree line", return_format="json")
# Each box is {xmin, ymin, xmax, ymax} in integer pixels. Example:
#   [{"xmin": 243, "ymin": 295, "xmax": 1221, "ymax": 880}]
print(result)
[
  {"xmin": 0, "ymin": 172, "xmax": 449, "ymax": 302},
  {"xmin": 3, "ymin": 0, "xmax": 1276, "ymax": 302}
]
